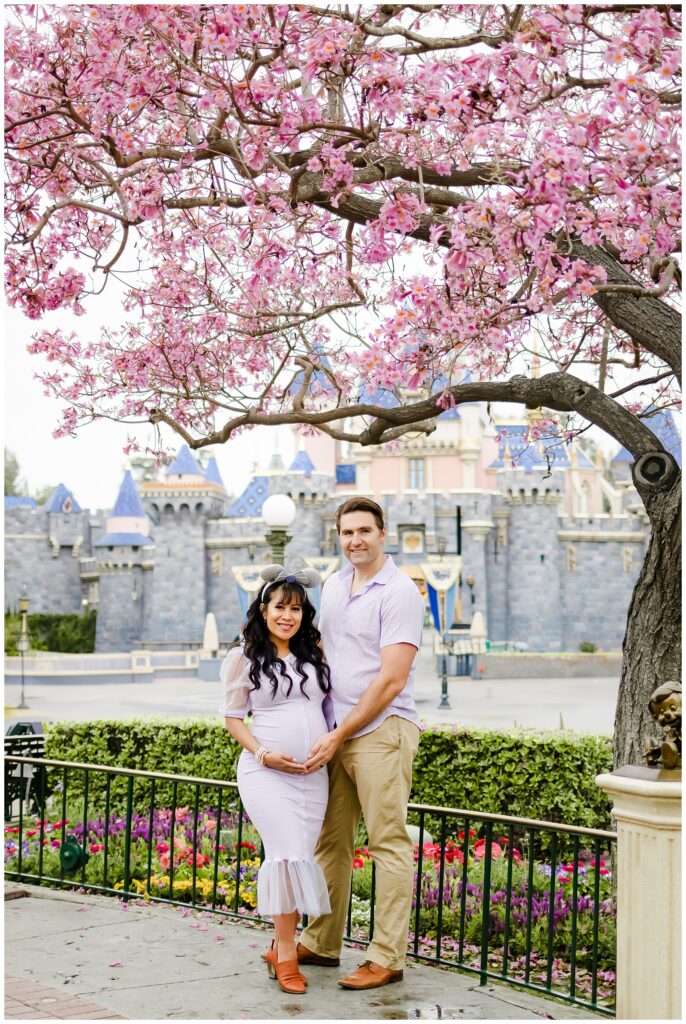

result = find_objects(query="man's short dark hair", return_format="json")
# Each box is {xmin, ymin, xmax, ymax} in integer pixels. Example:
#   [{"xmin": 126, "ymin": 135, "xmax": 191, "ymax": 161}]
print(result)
[{"xmin": 335, "ymin": 497, "xmax": 385, "ymax": 533}]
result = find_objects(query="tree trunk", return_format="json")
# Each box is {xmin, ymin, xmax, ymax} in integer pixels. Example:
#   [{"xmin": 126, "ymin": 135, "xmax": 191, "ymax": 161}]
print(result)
[{"xmin": 614, "ymin": 473, "xmax": 682, "ymax": 768}]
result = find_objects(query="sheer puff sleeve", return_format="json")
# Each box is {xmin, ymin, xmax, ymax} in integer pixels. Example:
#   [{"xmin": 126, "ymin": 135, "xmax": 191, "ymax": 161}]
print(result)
[{"xmin": 219, "ymin": 646, "xmax": 252, "ymax": 719}]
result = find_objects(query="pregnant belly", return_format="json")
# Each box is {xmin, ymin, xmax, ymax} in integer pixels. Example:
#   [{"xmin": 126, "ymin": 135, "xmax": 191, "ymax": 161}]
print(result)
[{"xmin": 252, "ymin": 706, "xmax": 328, "ymax": 763}]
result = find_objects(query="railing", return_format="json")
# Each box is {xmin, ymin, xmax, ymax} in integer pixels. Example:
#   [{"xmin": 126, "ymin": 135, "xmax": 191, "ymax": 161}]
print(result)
[{"xmin": 4, "ymin": 755, "xmax": 616, "ymax": 1016}]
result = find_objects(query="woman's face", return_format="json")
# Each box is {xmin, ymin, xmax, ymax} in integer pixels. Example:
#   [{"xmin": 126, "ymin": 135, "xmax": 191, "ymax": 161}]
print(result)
[{"xmin": 261, "ymin": 586, "xmax": 303, "ymax": 646}]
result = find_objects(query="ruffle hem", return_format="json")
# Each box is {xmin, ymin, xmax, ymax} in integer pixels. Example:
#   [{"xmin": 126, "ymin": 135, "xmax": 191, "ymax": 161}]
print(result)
[{"xmin": 257, "ymin": 858, "xmax": 331, "ymax": 916}]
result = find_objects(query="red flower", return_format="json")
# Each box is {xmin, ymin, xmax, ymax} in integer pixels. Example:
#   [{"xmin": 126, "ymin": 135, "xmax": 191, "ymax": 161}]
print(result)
[
  {"xmin": 156, "ymin": 842, "xmax": 169, "ymax": 853},
  {"xmin": 457, "ymin": 830, "xmax": 477, "ymax": 840},
  {"xmin": 473, "ymin": 839, "xmax": 504, "ymax": 860},
  {"xmin": 353, "ymin": 857, "xmax": 365, "ymax": 869},
  {"xmin": 89, "ymin": 843, "xmax": 104, "ymax": 854}
]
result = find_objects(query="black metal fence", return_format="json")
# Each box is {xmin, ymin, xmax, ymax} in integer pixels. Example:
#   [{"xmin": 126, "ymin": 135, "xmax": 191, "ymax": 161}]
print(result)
[{"xmin": 5, "ymin": 755, "xmax": 616, "ymax": 1015}]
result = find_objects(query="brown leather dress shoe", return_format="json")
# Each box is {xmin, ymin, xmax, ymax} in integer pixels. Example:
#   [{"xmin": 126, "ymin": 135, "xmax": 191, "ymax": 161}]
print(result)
[
  {"xmin": 296, "ymin": 942, "xmax": 340, "ymax": 967},
  {"xmin": 338, "ymin": 959, "xmax": 403, "ymax": 989}
]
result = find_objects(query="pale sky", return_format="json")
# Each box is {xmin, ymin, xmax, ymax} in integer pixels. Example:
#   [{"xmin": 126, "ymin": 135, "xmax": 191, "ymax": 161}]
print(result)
[
  {"xmin": 4, "ymin": 295, "xmax": 295, "ymax": 511},
  {"xmin": 4, "ymin": 261, "xmax": 645, "ymax": 515}
]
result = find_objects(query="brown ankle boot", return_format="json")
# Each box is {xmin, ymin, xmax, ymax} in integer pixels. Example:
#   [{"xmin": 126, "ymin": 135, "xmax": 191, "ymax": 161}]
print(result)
[{"xmin": 271, "ymin": 957, "xmax": 307, "ymax": 994}]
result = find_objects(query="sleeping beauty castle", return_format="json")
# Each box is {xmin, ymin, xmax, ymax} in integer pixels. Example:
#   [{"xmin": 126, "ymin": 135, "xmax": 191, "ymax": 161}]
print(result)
[{"xmin": 4, "ymin": 399, "xmax": 680, "ymax": 655}]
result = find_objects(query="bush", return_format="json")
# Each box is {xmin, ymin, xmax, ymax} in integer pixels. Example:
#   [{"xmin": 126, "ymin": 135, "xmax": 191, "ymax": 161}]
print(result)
[
  {"xmin": 579, "ymin": 641, "xmax": 598, "ymax": 653},
  {"xmin": 5, "ymin": 611, "xmax": 97, "ymax": 654},
  {"xmin": 44, "ymin": 718, "xmax": 613, "ymax": 831},
  {"xmin": 44, "ymin": 718, "xmax": 241, "ymax": 811},
  {"xmin": 410, "ymin": 724, "xmax": 613, "ymax": 834}
]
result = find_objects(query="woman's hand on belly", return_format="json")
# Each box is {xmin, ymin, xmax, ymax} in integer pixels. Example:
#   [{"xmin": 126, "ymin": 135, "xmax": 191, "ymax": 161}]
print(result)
[{"xmin": 263, "ymin": 750, "xmax": 308, "ymax": 775}]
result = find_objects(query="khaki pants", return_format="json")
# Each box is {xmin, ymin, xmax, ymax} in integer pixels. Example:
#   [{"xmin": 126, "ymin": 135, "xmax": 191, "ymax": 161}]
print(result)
[{"xmin": 300, "ymin": 715, "xmax": 420, "ymax": 970}]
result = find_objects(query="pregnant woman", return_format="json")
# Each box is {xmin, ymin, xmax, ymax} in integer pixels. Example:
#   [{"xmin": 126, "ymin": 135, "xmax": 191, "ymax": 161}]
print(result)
[{"xmin": 220, "ymin": 562, "xmax": 333, "ymax": 996}]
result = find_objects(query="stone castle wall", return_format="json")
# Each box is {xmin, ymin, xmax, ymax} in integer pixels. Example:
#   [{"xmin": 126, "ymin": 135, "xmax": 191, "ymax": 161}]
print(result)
[
  {"xmin": 4, "ymin": 506, "xmax": 89, "ymax": 614},
  {"xmin": 4, "ymin": 469, "xmax": 649, "ymax": 653}
]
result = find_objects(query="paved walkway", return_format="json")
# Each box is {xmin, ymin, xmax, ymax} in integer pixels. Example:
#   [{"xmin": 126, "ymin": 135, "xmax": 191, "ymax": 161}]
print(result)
[
  {"xmin": 5, "ymin": 976, "xmax": 125, "ymax": 1020},
  {"xmin": 5, "ymin": 630, "xmax": 619, "ymax": 734},
  {"xmin": 5, "ymin": 884, "xmax": 599, "ymax": 1021}
]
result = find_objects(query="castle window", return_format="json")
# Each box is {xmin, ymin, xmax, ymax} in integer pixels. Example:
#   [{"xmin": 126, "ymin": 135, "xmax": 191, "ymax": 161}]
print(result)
[{"xmin": 408, "ymin": 458, "xmax": 425, "ymax": 490}]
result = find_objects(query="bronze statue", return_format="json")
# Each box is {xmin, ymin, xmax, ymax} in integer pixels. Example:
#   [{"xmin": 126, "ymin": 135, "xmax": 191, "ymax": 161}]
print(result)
[{"xmin": 644, "ymin": 681, "xmax": 682, "ymax": 771}]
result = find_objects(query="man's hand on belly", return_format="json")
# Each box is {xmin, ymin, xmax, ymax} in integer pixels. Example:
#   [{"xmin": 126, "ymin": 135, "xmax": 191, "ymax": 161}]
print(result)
[{"xmin": 304, "ymin": 730, "xmax": 343, "ymax": 773}]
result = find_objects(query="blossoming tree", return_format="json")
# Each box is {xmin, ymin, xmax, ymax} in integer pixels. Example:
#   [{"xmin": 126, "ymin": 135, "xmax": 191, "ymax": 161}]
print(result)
[{"xmin": 5, "ymin": 4, "xmax": 681, "ymax": 765}]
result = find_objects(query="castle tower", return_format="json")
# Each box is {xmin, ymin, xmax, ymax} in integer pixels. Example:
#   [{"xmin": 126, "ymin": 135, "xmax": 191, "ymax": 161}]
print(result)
[
  {"xmin": 5, "ymin": 484, "xmax": 87, "ymax": 615},
  {"xmin": 499, "ymin": 461, "xmax": 564, "ymax": 650},
  {"xmin": 94, "ymin": 470, "xmax": 154, "ymax": 652},
  {"xmin": 139, "ymin": 445, "xmax": 228, "ymax": 645}
]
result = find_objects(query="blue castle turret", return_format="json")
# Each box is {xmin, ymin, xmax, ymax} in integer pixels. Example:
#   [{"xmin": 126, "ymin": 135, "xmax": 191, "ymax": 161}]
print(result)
[
  {"xmin": 4, "ymin": 482, "xmax": 89, "ymax": 614},
  {"xmin": 94, "ymin": 470, "xmax": 154, "ymax": 652},
  {"xmin": 137, "ymin": 446, "xmax": 230, "ymax": 645}
]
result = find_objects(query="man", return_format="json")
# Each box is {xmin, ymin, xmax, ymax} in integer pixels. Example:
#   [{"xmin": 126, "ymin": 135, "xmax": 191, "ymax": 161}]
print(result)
[{"xmin": 299, "ymin": 496, "xmax": 425, "ymax": 990}]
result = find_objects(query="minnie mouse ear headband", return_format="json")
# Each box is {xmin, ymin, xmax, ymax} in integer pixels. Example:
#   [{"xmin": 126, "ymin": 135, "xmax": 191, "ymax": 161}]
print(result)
[{"xmin": 259, "ymin": 558, "xmax": 322, "ymax": 602}]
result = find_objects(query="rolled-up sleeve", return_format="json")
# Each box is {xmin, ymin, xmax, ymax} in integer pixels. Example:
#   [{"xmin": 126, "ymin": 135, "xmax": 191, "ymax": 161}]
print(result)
[
  {"xmin": 218, "ymin": 646, "xmax": 251, "ymax": 719},
  {"xmin": 379, "ymin": 581, "xmax": 424, "ymax": 650}
]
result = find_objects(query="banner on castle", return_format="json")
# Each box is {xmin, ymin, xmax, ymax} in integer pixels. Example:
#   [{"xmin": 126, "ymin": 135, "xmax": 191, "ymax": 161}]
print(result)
[
  {"xmin": 421, "ymin": 559, "xmax": 461, "ymax": 636},
  {"xmin": 231, "ymin": 566, "xmax": 266, "ymax": 619},
  {"xmin": 304, "ymin": 557, "xmax": 339, "ymax": 614},
  {"xmin": 231, "ymin": 558, "xmax": 340, "ymax": 619}
]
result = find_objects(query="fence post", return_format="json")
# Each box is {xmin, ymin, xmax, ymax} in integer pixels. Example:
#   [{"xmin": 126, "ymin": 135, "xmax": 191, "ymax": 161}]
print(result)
[{"xmin": 596, "ymin": 766, "xmax": 681, "ymax": 1020}]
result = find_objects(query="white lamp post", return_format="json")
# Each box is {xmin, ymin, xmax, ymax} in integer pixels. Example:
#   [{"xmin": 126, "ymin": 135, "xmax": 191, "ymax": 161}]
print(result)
[{"xmin": 262, "ymin": 493, "xmax": 297, "ymax": 563}]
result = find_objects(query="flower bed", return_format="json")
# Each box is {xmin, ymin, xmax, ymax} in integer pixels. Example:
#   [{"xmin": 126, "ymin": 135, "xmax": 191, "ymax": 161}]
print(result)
[
  {"xmin": 5, "ymin": 809, "xmax": 615, "ymax": 1009},
  {"xmin": 350, "ymin": 833, "xmax": 615, "ymax": 1008},
  {"xmin": 4, "ymin": 804, "xmax": 263, "ymax": 914}
]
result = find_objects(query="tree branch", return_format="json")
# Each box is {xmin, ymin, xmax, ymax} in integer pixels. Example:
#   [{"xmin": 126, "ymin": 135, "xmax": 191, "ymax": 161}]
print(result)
[{"xmin": 150, "ymin": 370, "xmax": 667, "ymax": 461}]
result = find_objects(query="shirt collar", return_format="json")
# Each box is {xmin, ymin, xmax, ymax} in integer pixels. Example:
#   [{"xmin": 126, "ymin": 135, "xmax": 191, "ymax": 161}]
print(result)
[{"xmin": 340, "ymin": 554, "xmax": 395, "ymax": 586}]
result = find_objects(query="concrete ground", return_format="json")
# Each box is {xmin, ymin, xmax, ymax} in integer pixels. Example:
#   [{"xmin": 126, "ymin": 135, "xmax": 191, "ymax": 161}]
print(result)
[
  {"xmin": 5, "ymin": 629, "xmax": 619, "ymax": 735},
  {"xmin": 5, "ymin": 884, "xmax": 598, "ymax": 1021}
]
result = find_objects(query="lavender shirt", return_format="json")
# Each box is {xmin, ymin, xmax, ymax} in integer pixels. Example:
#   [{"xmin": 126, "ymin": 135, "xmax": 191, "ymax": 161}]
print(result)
[{"xmin": 319, "ymin": 555, "xmax": 425, "ymax": 739}]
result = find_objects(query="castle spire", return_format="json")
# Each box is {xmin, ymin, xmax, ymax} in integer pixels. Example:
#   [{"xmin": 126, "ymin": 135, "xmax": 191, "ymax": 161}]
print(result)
[
  {"xmin": 204, "ymin": 455, "xmax": 226, "ymax": 491},
  {"xmin": 94, "ymin": 470, "xmax": 152, "ymax": 548}
]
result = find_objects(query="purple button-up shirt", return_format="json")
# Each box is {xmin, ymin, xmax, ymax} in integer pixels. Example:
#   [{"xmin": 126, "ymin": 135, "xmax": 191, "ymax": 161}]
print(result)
[{"xmin": 319, "ymin": 555, "xmax": 425, "ymax": 739}]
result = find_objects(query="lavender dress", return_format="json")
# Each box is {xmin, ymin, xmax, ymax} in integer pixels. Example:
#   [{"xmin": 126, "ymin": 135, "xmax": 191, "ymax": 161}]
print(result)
[{"xmin": 219, "ymin": 646, "xmax": 333, "ymax": 918}]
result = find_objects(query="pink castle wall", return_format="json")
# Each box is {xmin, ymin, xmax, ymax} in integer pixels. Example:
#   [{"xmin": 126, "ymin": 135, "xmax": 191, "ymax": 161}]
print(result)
[
  {"xmin": 370, "ymin": 458, "xmax": 403, "ymax": 494},
  {"xmin": 301, "ymin": 430, "xmax": 337, "ymax": 477},
  {"xmin": 431, "ymin": 455, "xmax": 462, "ymax": 490}
]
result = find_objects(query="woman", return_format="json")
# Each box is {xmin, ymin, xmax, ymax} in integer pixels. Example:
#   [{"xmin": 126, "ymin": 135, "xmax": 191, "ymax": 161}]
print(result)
[{"xmin": 220, "ymin": 562, "xmax": 333, "ymax": 995}]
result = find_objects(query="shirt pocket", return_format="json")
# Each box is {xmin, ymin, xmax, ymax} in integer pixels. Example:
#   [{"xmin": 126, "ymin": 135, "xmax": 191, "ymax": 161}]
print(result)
[{"xmin": 344, "ymin": 599, "xmax": 380, "ymax": 646}]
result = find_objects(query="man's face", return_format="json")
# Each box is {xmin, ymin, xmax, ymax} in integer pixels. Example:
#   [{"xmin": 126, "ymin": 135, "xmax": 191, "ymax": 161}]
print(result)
[{"xmin": 338, "ymin": 511, "xmax": 385, "ymax": 567}]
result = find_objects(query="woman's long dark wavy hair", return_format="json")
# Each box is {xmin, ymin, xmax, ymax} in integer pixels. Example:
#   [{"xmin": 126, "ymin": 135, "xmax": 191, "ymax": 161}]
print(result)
[{"xmin": 242, "ymin": 581, "xmax": 331, "ymax": 698}]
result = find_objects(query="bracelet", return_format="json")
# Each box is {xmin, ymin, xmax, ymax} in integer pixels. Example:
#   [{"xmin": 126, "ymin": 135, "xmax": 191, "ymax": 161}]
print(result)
[{"xmin": 254, "ymin": 745, "xmax": 269, "ymax": 766}]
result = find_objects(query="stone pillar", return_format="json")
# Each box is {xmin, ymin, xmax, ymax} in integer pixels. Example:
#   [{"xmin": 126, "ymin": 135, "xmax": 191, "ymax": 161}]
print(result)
[
  {"xmin": 462, "ymin": 521, "xmax": 492, "ymax": 625},
  {"xmin": 595, "ymin": 766, "xmax": 681, "ymax": 1020}
]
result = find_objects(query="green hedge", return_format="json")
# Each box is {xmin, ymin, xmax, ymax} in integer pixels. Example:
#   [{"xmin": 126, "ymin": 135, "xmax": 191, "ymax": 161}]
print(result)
[
  {"xmin": 5, "ymin": 611, "xmax": 97, "ymax": 655},
  {"xmin": 44, "ymin": 718, "xmax": 613, "ymax": 831},
  {"xmin": 410, "ymin": 724, "xmax": 613, "ymax": 834},
  {"xmin": 44, "ymin": 718, "xmax": 241, "ymax": 811}
]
